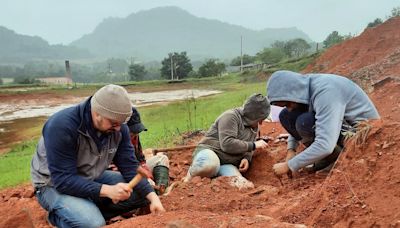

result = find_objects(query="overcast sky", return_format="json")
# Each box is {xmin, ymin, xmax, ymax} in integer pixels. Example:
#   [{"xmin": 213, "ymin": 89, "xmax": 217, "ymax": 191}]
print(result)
[{"xmin": 1, "ymin": 0, "xmax": 399, "ymax": 45}]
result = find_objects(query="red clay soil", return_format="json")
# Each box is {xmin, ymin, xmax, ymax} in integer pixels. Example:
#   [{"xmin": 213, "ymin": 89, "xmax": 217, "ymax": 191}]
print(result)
[
  {"xmin": 2, "ymin": 18, "xmax": 400, "ymax": 227},
  {"xmin": 3, "ymin": 87, "xmax": 400, "ymax": 227},
  {"xmin": 303, "ymin": 16, "xmax": 400, "ymax": 90}
]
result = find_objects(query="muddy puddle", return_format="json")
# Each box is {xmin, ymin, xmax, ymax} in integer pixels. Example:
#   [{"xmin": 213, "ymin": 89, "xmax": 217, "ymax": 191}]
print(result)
[
  {"xmin": 0, "ymin": 89, "xmax": 221, "ymax": 122},
  {"xmin": 0, "ymin": 89, "xmax": 221, "ymax": 153}
]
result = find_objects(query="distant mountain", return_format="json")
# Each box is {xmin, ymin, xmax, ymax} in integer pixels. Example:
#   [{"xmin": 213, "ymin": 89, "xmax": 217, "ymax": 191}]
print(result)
[
  {"xmin": 0, "ymin": 26, "xmax": 91, "ymax": 63},
  {"xmin": 71, "ymin": 6, "xmax": 312, "ymax": 61}
]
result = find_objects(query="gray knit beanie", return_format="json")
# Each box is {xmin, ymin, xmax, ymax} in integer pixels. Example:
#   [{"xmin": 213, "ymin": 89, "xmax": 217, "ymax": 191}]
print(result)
[
  {"xmin": 90, "ymin": 84, "xmax": 133, "ymax": 123},
  {"xmin": 242, "ymin": 93, "xmax": 270, "ymax": 125}
]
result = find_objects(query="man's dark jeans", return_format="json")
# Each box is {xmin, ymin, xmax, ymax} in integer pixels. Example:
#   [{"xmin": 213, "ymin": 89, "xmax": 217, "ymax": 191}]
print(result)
[
  {"xmin": 279, "ymin": 108, "xmax": 343, "ymax": 171},
  {"xmin": 35, "ymin": 171, "xmax": 149, "ymax": 228}
]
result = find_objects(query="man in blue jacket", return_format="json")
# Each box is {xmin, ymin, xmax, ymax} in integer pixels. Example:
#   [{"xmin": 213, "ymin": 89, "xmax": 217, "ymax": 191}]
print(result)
[
  {"xmin": 31, "ymin": 84, "xmax": 165, "ymax": 228},
  {"xmin": 266, "ymin": 71, "xmax": 380, "ymax": 176}
]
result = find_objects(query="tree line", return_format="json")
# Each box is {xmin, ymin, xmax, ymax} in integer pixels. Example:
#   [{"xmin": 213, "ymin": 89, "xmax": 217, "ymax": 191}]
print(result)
[{"xmin": 1, "ymin": 6, "xmax": 399, "ymax": 85}]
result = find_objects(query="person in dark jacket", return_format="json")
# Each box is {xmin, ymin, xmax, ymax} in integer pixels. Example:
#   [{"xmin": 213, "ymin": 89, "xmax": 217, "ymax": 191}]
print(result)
[
  {"xmin": 183, "ymin": 94, "xmax": 270, "ymax": 189},
  {"xmin": 31, "ymin": 84, "xmax": 165, "ymax": 228},
  {"xmin": 266, "ymin": 71, "xmax": 380, "ymax": 176},
  {"xmin": 127, "ymin": 107, "xmax": 170, "ymax": 195}
]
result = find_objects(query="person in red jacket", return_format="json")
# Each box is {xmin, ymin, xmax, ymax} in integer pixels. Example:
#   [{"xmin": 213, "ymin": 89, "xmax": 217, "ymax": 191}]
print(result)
[{"xmin": 127, "ymin": 107, "xmax": 170, "ymax": 195}]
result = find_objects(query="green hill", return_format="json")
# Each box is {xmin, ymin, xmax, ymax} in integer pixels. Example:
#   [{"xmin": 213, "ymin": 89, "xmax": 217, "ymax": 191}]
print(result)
[
  {"xmin": 0, "ymin": 26, "xmax": 91, "ymax": 63},
  {"xmin": 71, "ymin": 6, "xmax": 312, "ymax": 61}
]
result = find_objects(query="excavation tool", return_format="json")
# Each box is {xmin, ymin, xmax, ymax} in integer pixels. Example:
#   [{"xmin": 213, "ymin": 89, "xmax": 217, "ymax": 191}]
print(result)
[
  {"xmin": 152, "ymin": 145, "xmax": 197, "ymax": 155},
  {"xmin": 128, "ymin": 166, "xmax": 152, "ymax": 189}
]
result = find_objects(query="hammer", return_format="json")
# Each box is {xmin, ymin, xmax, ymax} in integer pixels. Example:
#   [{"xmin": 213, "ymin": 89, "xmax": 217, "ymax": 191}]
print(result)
[
  {"xmin": 152, "ymin": 145, "xmax": 197, "ymax": 155},
  {"xmin": 127, "ymin": 166, "xmax": 153, "ymax": 189}
]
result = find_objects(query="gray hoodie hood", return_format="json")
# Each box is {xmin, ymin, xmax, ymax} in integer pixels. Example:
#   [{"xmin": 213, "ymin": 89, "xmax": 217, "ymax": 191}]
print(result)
[
  {"xmin": 267, "ymin": 70, "xmax": 310, "ymax": 105},
  {"xmin": 239, "ymin": 93, "xmax": 270, "ymax": 126}
]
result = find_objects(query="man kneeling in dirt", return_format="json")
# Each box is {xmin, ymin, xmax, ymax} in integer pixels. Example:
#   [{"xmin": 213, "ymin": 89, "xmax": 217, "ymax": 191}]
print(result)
[
  {"xmin": 183, "ymin": 93, "xmax": 270, "ymax": 189},
  {"xmin": 127, "ymin": 107, "xmax": 170, "ymax": 195},
  {"xmin": 266, "ymin": 70, "xmax": 380, "ymax": 176},
  {"xmin": 31, "ymin": 84, "xmax": 165, "ymax": 228}
]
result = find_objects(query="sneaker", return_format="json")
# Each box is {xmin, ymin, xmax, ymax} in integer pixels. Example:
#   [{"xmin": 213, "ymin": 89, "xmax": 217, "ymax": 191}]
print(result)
[{"xmin": 229, "ymin": 176, "xmax": 254, "ymax": 190}]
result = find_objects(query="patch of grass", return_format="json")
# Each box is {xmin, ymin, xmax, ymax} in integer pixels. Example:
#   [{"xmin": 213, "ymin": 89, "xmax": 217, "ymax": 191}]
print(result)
[
  {"xmin": 0, "ymin": 74, "xmax": 265, "ymax": 189},
  {"xmin": 263, "ymin": 53, "xmax": 320, "ymax": 74},
  {"xmin": 0, "ymin": 140, "xmax": 37, "ymax": 189},
  {"xmin": 138, "ymin": 82, "xmax": 265, "ymax": 148}
]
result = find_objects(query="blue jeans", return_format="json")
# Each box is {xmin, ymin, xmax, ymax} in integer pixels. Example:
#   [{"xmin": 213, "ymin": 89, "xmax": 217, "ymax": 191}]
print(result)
[
  {"xmin": 279, "ymin": 108, "xmax": 344, "ymax": 171},
  {"xmin": 279, "ymin": 108, "xmax": 316, "ymax": 146},
  {"xmin": 279, "ymin": 108, "xmax": 344, "ymax": 147},
  {"xmin": 35, "ymin": 171, "xmax": 148, "ymax": 228},
  {"xmin": 188, "ymin": 148, "xmax": 243, "ymax": 178}
]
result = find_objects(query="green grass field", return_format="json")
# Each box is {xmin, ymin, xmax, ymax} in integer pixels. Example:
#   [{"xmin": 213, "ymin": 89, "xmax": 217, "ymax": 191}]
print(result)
[
  {"xmin": 0, "ymin": 54, "xmax": 316, "ymax": 189},
  {"xmin": 0, "ymin": 78, "xmax": 265, "ymax": 189}
]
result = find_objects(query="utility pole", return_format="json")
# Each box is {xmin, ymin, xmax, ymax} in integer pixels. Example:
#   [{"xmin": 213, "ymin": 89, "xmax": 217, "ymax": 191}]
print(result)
[
  {"xmin": 128, "ymin": 57, "xmax": 134, "ymax": 82},
  {"xmin": 65, "ymin": 60, "xmax": 72, "ymax": 86},
  {"xmin": 65, "ymin": 60, "xmax": 71, "ymax": 78},
  {"xmin": 240, "ymin": 36, "xmax": 243, "ymax": 72},
  {"xmin": 169, "ymin": 53, "xmax": 174, "ymax": 80}
]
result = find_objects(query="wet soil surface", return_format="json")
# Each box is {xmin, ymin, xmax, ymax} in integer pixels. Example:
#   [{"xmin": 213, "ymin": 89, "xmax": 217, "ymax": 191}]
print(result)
[{"xmin": 2, "ymin": 17, "xmax": 400, "ymax": 228}]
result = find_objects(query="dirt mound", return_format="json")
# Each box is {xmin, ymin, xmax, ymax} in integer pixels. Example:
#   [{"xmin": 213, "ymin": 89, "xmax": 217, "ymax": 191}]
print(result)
[
  {"xmin": 3, "ymin": 16, "xmax": 400, "ymax": 225},
  {"xmin": 284, "ymin": 119, "xmax": 400, "ymax": 227},
  {"xmin": 303, "ymin": 16, "xmax": 400, "ymax": 89},
  {"xmin": 1, "ymin": 87, "xmax": 399, "ymax": 227}
]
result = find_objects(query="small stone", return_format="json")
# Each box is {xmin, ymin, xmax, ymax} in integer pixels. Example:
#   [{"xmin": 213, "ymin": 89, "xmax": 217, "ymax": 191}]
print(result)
[
  {"xmin": 166, "ymin": 220, "xmax": 198, "ymax": 228},
  {"xmin": 382, "ymin": 141, "xmax": 390, "ymax": 149},
  {"xmin": 202, "ymin": 177, "xmax": 211, "ymax": 184},
  {"xmin": 356, "ymin": 159, "xmax": 365, "ymax": 165},
  {"xmin": 23, "ymin": 188, "xmax": 35, "ymax": 198},
  {"xmin": 191, "ymin": 176, "xmax": 202, "ymax": 184},
  {"xmin": 7, "ymin": 197, "xmax": 18, "ymax": 203}
]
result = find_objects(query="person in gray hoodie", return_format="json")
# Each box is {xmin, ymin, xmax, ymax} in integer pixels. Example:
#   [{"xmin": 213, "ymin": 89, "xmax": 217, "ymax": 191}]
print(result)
[
  {"xmin": 183, "ymin": 94, "xmax": 270, "ymax": 188},
  {"xmin": 266, "ymin": 70, "xmax": 380, "ymax": 176}
]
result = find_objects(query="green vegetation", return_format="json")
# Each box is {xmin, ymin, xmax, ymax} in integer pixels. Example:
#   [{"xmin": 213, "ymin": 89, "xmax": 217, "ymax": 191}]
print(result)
[
  {"xmin": 161, "ymin": 52, "xmax": 193, "ymax": 80},
  {"xmin": 231, "ymin": 38, "xmax": 314, "ymax": 67},
  {"xmin": 198, "ymin": 59, "xmax": 226, "ymax": 77},
  {"xmin": 139, "ymin": 82, "xmax": 265, "ymax": 148},
  {"xmin": 128, "ymin": 63, "xmax": 147, "ymax": 81},
  {"xmin": 322, "ymin": 31, "xmax": 349, "ymax": 48},
  {"xmin": 0, "ymin": 53, "xmax": 316, "ymax": 189},
  {"xmin": 230, "ymin": 54, "xmax": 256, "ymax": 66},
  {"xmin": 0, "ymin": 80, "xmax": 264, "ymax": 189},
  {"xmin": 0, "ymin": 140, "xmax": 37, "ymax": 189},
  {"xmin": 367, "ymin": 18, "xmax": 383, "ymax": 28},
  {"xmin": 263, "ymin": 53, "xmax": 319, "ymax": 74},
  {"xmin": 390, "ymin": 6, "xmax": 400, "ymax": 18}
]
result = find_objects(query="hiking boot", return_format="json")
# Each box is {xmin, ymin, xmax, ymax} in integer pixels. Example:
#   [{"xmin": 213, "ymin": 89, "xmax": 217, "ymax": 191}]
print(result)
[{"xmin": 153, "ymin": 165, "xmax": 169, "ymax": 195}]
